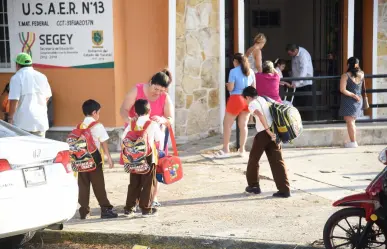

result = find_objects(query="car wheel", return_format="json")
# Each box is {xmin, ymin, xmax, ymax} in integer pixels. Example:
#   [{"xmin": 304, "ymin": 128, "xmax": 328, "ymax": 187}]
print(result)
[{"xmin": 0, "ymin": 231, "xmax": 36, "ymax": 249}]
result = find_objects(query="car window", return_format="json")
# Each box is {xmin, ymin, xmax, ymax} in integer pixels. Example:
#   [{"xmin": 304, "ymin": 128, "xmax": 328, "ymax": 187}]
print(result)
[{"xmin": 0, "ymin": 120, "xmax": 30, "ymax": 137}]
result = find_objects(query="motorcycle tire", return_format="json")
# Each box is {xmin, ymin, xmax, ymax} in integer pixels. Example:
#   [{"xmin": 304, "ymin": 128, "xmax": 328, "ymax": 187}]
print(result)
[{"xmin": 323, "ymin": 207, "xmax": 386, "ymax": 249}]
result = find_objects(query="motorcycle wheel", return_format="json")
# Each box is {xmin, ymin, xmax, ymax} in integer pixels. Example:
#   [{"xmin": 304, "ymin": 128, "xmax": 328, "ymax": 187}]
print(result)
[{"xmin": 323, "ymin": 207, "xmax": 387, "ymax": 249}]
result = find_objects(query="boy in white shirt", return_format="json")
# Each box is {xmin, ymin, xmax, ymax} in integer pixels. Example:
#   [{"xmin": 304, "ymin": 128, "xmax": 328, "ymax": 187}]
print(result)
[
  {"xmin": 123, "ymin": 99, "xmax": 163, "ymax": 217},
  {"xmin": 242, "ymin": 86, "xmax": 291, "ymax": 198},
  {"xmin": 78, "ymin": 99, "xmax": 118, "ymax": 219}
]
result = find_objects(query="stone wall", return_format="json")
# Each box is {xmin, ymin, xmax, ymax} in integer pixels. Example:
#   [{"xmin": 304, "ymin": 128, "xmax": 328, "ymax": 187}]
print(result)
[
  {"xmin": 175, "ymin": 0, "xmax": 221, "ymax": 142},
  {"xmin": 377, "ymin": 0, "xmax": 387, "ymax": 117}
]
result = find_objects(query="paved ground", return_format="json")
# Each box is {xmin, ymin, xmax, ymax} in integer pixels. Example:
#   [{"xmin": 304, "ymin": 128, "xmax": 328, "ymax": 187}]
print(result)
[{"xmin": 34, "ymin": 135, "xmax": 385, "ymax": 247}]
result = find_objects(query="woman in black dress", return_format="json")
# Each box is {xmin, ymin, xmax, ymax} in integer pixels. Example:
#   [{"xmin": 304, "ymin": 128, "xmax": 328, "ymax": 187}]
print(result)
[{"xmin": 339, "ymin": 57, "xmax": 364, "ymax": 148}]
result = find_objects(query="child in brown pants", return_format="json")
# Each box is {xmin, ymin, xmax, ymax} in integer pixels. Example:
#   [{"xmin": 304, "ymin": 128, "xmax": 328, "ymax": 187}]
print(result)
[
  {"xmin": 78, "ymin": 99, "xmax": 118, "ymax": 219},
  {"xmin": 123, "ymin": 99, "xmax": 163, "ymax": 217},
  {"xmin": 242, "ymin": 86, "xmax": 291, "ymax": 198}
]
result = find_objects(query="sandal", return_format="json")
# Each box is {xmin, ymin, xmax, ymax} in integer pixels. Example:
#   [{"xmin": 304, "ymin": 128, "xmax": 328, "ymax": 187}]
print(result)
[
  {"xmin": 214, "ymin": 150, "xmax": 231, "ymax": 159},
  {"xmin": 238, "ymin": 150, "xmax": 247, "ymax": 158}
]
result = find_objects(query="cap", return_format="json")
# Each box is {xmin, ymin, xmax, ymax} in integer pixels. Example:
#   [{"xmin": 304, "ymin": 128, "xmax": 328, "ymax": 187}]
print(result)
[{"xmin": 15, "ymin": 52, "xmax": 32, "ymax": 66}]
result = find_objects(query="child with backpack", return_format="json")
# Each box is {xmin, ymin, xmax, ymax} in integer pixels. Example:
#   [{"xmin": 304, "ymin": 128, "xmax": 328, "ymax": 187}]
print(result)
[
  {"xmin": 75, "ymin": 99, "xmax": 118, "ymax": 219},
  {"xmin": 242, "ymin": 86, "xmax": 291, "ymax": 198},
  {"xmin": 122, "ymin": 99, "xmax": 163, "ymax": 217}
]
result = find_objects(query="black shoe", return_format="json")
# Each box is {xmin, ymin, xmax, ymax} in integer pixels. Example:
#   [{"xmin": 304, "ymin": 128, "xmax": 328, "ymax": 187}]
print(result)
[
  {"xmin": 124, "ymin": 209, "xmax": 135, "ymax": 218},
  {"xmin": 80, "ymin": 213, "xmax": 90, "ymax": 220},
  {"xmin": 272, "ymin": 191, "xmax": 291, "ymax": 198},
  {"xmin": 101, "ymin": 208, "xmax": 118, "ymax": 219},
  {"xmin": 142, "ymin": 208, "xmax": 158, "ymax": 217},
  {"xmin": 245, "ymin": 186, "xmax": 262, "ymax": 194}
]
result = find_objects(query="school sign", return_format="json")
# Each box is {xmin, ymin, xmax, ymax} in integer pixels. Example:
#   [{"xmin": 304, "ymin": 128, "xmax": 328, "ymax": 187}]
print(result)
[{"xmin": 7, "ymin": 0, "xmax": 114, "ymax": 68}]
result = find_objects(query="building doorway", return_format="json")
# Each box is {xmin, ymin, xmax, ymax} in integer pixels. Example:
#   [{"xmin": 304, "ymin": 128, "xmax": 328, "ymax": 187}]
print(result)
[{"xmin": 244, "ymin": 0, "xmax": 344, "ymax": 121}]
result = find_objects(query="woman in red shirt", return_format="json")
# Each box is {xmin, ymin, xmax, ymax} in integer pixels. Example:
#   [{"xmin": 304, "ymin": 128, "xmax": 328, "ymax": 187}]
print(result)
[{"xmin": 255, "ymin": 61, "xmax": 282, "ymax": 103}]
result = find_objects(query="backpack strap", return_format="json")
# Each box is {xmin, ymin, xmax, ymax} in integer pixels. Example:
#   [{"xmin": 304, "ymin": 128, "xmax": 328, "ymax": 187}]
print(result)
[
  {"xmin": 131, "ymin": 119, "xmax": 137, "ymax": 131},
  {"xmin": 164, "ymin": 122, "xmax": 178, "ymax": 157},
  {"xmin": 87, "ymin": 121, "xmax": 99, "ymax": 129},
  {"xmin": 143, "ymin": 120, "xmax": 152, "ymax": 131}
]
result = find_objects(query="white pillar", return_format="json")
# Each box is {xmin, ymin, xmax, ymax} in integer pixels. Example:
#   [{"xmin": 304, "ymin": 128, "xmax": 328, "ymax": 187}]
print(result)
[
  {"xmin": 347, "ymin": 0, "xmax": 355, "ymax": 58},
  {"xmin": 168, "ymin": 0, "xmax": 176, "ymax": 131},
  {"xmin": 237, "ymin": 0, "xmax": 245, "ymax": 53},
  {"xmin": 372, "ymin": 0, "xmax": 378, "ymax": 119},
  {"xmin": 219, "ymin": 0, "xmax": 226, "ymax": 134}
]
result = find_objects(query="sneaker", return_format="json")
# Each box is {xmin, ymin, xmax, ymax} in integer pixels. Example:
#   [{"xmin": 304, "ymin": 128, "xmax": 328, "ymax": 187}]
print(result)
[
  {"xmin": 101, "ymin": 208, "xmax": 118, "ymax": 219},
  {"xmin": 152, "ymin": 201, "xmax": 162, "ymax": 207},
  {"xmin": 272, "ymin": 191, "xmax": 291, "ymax": 198},
  {"xmin": 142, "ymin": 208, "xmax": 158, "ymax": 217},
  {"xmin": 245, "ymin": 186, "xmax": 262, "ymax": 194},
  {"xmin": 124, "ymin": 209, "xmax": 135, "ymax": 218},
  {"xmin": 344, "ymin": 142, "xmax": 358, "ymax": 148}
]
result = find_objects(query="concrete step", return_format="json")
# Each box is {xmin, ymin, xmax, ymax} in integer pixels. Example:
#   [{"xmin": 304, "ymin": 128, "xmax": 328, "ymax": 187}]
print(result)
[{"xmin": 46, "ymin": 122, "xmax": 387, "ymax": 152}]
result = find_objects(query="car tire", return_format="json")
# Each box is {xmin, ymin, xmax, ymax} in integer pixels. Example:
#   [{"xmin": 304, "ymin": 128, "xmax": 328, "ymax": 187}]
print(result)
[{"xmin": 0, "ymin": 231, "xmax": 36, "ymax": 249}]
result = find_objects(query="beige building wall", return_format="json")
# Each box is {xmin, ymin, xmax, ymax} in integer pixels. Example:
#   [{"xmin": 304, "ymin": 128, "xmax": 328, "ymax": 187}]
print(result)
[
  {"xmin": 175, "ymin": 0, "xmax": 221, "ymax": 141},
  {"xmin": 377, "ymin": 0, "xmax": 387, "ymax": 117}
]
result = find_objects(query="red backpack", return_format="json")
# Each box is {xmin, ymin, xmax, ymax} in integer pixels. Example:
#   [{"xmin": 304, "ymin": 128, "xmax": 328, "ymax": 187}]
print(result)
[
  {"xmin": 121, "ymin": 120, "xmax": 153, "ymax": 174},
  {"xmin": 66, "ymin": 121, "xmax": 102, "ymax": 172},
  {"xmin": 156, "ymin": 123, "xmax": 183, "ymax": 184}
]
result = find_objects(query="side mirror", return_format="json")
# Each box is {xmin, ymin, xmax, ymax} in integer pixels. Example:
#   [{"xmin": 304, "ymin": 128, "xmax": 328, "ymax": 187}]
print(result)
[{"xmin": 378, "ymin": 147, "xmax": 387, "ymax": 165}]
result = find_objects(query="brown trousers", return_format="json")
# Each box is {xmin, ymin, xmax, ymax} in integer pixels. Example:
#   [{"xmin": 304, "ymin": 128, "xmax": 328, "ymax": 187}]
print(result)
[
  {"xmin": 78, "ymin": 164, "xmax": 113, "ymax": 217},
  {"xmin": 246, "ymin": 131, "xmax": 290, "ymax": 193},
  {"xmin": 125, "ymin": 163, "xmax": 156, "ymax": 213}
]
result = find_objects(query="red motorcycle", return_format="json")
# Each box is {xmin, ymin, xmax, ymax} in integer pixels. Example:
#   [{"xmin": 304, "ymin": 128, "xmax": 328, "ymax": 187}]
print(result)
[{"xmin": 323, "ymin": 148, "xmax": 387, "ymax": 249}]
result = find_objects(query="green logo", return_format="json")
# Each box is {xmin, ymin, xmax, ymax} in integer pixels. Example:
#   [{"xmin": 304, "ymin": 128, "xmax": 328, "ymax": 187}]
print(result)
[{"xmin": 92, "ymin": 30, "xmax": 104, "ymax": 47}]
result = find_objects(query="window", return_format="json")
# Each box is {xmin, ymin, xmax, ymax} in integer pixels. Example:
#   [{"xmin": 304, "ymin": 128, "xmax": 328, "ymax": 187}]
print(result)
[
  {"xmin": 252, "ymin": 9, "xmax": 281, "ymax": 28},
  {"xmin": 0, "ymin": 0, "xmax": 11, "ymax": 71}
]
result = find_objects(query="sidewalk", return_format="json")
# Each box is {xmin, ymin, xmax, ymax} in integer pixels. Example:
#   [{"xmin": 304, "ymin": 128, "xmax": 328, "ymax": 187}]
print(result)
[{"xmin": 35, "ymin": 138, "xmax": 387, "ymax": 247}]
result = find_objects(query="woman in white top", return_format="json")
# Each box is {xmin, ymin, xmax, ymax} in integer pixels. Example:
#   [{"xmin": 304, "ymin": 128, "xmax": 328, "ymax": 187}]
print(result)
[{"xmin": 245, "ymin": 33, "xmax": 266, "ymax": 73}]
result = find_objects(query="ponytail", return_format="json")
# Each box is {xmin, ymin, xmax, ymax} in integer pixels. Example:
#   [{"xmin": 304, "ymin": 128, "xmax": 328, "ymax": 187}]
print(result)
[
  {"xmin": 233, "ymin": 53, "xmax": 250, "ymax": 76},
  {"xmin": 161, "ymin": 68, "xmax": 173, "ymax": 84}
]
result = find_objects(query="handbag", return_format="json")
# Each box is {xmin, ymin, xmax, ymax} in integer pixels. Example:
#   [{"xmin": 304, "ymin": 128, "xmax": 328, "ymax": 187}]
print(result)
[
  {"xmin": 156, "ymin": 123, "xmax": 183, "ymax": 185},
  {"xmin": 362, "ymin": 80, "xmax": 369, "ymax": 110}
]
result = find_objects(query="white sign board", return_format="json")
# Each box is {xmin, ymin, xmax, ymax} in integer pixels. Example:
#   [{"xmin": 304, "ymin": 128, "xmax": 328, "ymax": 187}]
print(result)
[{"xmin": 7, "ymin": 0, "xmax": 114, "ymax": 68}]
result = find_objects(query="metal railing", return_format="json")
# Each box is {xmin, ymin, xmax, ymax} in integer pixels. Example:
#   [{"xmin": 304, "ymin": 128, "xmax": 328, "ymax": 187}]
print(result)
[{"xmin": 235, "ymin": 74, "xmax": 387, "ymax": 149}]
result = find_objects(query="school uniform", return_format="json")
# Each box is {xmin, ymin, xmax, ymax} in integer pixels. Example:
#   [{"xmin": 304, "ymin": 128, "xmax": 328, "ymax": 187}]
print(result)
[
  {"xmin": 246, "ymin": 97, "xmax": 290, "ymax": 194},
  {"xmin": 123, "ymin": 115, "xmax": 163, "ymax": 214},
  {"xmin": 78, "ymin": 116, "xmax": 113, "ymax": 218}
]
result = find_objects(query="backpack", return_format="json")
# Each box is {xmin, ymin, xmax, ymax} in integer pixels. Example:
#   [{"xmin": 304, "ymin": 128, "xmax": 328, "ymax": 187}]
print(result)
[
  {"xmin": 121, "ymin": 120, "xmax": 152, "ymax": 174},
  {"xmin": 156, "ymin": 123, "xmax": 183, "ymax": 185},
  {"xmin": 262, "ymin": 96, "xmax": 303, "ymax": 143},
  {"xmin": 66, "ymin": 121, "xmax": 102, "ymax": 172}
]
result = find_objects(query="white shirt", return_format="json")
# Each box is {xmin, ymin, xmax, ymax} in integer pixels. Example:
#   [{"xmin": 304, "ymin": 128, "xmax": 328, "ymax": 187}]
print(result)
[
  {"xmin": 9, "ymin": 67, "xmax": 52, "ymax": 132},
  {"xmin": 291, "ymin": 47, "xmax": 314, "ymax": 88},
  {"xmin": 275, "ymin": 67, "xmax": 283, "ymax": 78},
  {"xmin": 122, "ymin": 115, "xmax": 163, "ymax": 149},
  {"xmin": 81, "ymin": 117, "xmax": 109, "ymax": 150},
  {"xmin": 248, "ymin": 97, "xmax": 273, "ymax": 133}
]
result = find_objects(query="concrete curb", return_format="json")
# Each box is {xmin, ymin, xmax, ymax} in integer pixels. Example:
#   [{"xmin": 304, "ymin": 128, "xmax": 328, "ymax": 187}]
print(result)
[{"xmin": 30, "ymin": 231, "xmax": 324, "ymax": 249}]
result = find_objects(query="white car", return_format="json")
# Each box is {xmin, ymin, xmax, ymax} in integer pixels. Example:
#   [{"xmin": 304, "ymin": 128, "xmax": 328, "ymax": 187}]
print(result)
[{"xmin": 0, "ymin": 120, "xmax": 78, "ymax": 247}]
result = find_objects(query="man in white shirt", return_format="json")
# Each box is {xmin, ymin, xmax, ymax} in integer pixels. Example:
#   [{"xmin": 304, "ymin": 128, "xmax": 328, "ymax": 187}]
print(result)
[
  {"xmin": 8, "ymin": 53, "xmax": 52, "ymax": 137},
  {"xmin": 286, "ymin": 44, "xmax": 314, "ymax": 120}
]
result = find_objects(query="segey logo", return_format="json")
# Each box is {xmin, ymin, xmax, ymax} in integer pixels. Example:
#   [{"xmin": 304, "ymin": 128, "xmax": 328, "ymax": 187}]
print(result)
[{"xmin": 33, "ymin": 149, "xmax": 41, "ymax": 159}]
